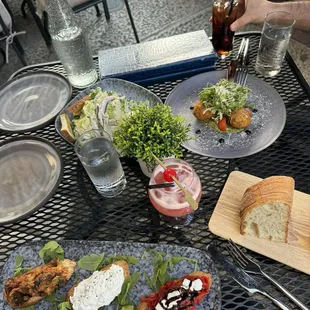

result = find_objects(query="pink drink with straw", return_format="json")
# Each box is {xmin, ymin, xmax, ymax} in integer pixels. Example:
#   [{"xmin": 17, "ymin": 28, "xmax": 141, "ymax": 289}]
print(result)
[{"xmin": 148, "ymin": 159, "xmax": 202, "ymax": 219}]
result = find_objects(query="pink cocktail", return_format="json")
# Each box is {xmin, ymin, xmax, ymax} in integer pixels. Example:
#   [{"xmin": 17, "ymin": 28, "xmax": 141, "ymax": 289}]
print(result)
[{"xmin": 148, "ymin": 159, "xmax": 202, "ymax": 224}]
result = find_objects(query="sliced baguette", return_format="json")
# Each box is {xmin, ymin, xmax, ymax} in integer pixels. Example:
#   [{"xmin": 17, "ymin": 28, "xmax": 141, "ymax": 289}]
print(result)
[
  {"xmin": 137, "ymin": 271, "xmax": 212, "ymax": 310},
  {"xmin": 66, "ymin": 260, "xmax": 129, "ymax": 305},
  {"xmin": 60, "ymin": 113, "xmax": 75, "ymax": 143},
  {"xmin": 240, "ymin": 176, "xmax": 294, "ymax": 242}
]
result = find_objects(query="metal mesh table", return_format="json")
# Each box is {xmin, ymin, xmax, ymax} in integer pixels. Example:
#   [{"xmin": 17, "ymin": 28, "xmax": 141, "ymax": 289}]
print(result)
[{"xmin": 1, "ymin": 33, "xmax": 310, "ymax": 309}]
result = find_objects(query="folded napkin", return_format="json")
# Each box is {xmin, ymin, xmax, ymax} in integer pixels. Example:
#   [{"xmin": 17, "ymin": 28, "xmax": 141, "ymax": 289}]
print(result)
[{"xmin": 99, "ymin": 30, "xmax": 217, "ymax": 84}]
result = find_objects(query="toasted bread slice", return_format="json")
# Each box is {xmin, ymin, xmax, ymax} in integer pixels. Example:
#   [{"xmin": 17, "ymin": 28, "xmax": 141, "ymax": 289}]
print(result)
[
  {"xmin": 4, "ymin": 259, "xmax": 76, "ymax": 308},
  {"xmin": 66, "ymin": 260, "xmax": 129, "ymax": 304},
  {"xmin": 67, "ymin": 96, "xmax": 90, "ymax": 116},
  {"xmin": 137, "ymin": 271, "xmax": 212, "ymax": 310},
  {"xmin": 60, "ymin": 113, "xmax": 75, "ymax": 143}
]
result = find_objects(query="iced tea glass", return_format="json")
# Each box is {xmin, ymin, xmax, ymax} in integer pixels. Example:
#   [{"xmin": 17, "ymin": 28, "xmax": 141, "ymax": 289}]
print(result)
[
  {"xmin": 212, "ymin": 0, "xmax": 240, "ymax": 58},
  {"xmin": 148, "ymin": 158, "xmax": 202, "ymax": 228}
]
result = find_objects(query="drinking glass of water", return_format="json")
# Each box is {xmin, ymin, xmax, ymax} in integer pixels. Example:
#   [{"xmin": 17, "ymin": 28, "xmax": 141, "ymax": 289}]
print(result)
[
  {"xmin": 255, "ymin": 12, "xmax": 295, "ymax": 77},
  {"xmin": 75, "ymin": 129, "xmax": 126, "ymax": 198}
]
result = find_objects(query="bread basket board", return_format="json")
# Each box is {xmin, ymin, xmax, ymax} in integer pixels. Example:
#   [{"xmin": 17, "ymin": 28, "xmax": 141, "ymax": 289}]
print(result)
[{"xmin": 209, "ymin": 171, "xmax": 310, "ymax": 275}]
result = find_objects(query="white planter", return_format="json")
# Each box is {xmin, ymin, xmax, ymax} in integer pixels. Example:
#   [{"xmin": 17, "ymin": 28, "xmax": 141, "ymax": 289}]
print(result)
[{"xmin": 138, "ymin": 159, "xmax": 155, "ymax": 178}]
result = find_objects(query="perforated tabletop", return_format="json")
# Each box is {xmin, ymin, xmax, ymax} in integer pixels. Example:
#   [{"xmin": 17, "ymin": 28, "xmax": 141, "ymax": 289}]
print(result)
[{"xmin": 1, "ymin": 33, "xmax": 310, "ymax": 309}]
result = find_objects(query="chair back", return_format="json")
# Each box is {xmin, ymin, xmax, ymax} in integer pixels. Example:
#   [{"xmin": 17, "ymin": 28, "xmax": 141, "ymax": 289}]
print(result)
[{"xmin": 0, "ymin": 0, "xmax": 12, "ymax": 33}]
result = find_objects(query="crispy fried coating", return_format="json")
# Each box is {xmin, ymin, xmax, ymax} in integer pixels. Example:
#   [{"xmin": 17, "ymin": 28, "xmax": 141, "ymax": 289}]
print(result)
[
  {"xmin": 229, "ymin": 108, "xmax": 252, "ymax": 129},
  {"xmin": 193, "ymin": 100, "xmax": 214, "ymax": 121}
]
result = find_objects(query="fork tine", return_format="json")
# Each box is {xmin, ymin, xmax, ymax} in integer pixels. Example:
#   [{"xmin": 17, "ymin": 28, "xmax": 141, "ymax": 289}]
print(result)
[
  {"xmin": 228, "ymin": 239, "xmax": 250, "ymax": 263},
  {"xmin": 225, "ymin": 245, "xmax": 246, "ymax": 269},
  {"xmin": 226, "ymin": 243, "xmax": 248, "ymax": 268}
]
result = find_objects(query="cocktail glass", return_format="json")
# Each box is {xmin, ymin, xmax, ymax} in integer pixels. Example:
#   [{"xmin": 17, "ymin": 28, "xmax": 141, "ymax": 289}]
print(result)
[{"xmin": 148, "ymin": 158, "xmax": 202, "ymax": 227}]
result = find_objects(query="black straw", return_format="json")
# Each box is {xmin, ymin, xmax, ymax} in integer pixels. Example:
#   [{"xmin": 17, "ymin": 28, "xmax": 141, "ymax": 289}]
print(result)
[
  {"xmin": 227, "ymin": 0, "xmax": 235, "ymax": 18},
  {"xmin": 148, "ymin": 183, "xmax": 175, "ymax": 189}
]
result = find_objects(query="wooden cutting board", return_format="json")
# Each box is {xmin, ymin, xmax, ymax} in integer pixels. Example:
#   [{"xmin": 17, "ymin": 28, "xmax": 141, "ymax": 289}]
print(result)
[{"xmin": 209, "ymin": 171, "xmax": 310, "ymax": 275}]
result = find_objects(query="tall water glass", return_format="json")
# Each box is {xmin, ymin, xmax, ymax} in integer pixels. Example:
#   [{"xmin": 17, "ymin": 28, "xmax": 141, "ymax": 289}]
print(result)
[
  {"xmin": 255, "ymin": 12, "xmax": 295, "ymax": 77},
  {"xmin": 75, "ymin": 130, "xmax": 126, "ymax": 198}
]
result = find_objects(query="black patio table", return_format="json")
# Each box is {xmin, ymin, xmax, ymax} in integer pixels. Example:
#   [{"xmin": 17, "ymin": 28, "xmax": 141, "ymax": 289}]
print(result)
[{"xmin": 1, "ymin": 32, "xmax": 310, "ymax": 309}]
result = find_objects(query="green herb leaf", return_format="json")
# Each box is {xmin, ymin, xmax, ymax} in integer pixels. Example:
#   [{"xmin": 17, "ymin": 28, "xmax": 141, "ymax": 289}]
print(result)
[
  {"xmin": 57, "ymin": 301, "xmax": 72, "ymax": 310},
  {"xmin": 49, "ymin": 306, "xmax": 58, "ymax": 310},
  {"xmin": 143, "ymin": 250, "xmax": 198, "ymax": 291},
  {"xmin": 78, "ymin": 253, "xmax": 104, "ymax": 271},
  {"xmin": 121, "ymin": 306, "xmax": 134, "ymax": 310},
  {"xmin": 39, "ymin": 241, "xmax": 65, "ymax": 264},
  {"xmin": 98, "ymin": 255, "xmax": 139, "ymax": 270},
  {"xmin": 116, "ymin": 272, "xmax": 140, "ymax": 310},
  {"xmin": 13, "ymin": 255, "xmax": 32, "ymax": 277},
  {"xmin": 20, "ymin": 306, "xmax": 35, "ymax": 310},
  {"xmin": 45, "ymin": 291, "xmax": 58, "ymax": 303}
]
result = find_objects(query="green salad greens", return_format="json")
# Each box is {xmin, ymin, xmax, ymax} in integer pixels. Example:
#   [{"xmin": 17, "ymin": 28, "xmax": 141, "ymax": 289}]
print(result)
[
  {"xmin": 199, "ymin": 79, "xmax": 250, "ymax": 121},
  {"xmin": 71, "ymin": 88, "xmax": 147, "ymax": 139}
]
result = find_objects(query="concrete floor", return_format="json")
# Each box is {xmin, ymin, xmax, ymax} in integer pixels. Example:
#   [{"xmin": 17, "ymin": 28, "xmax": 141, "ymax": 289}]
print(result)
[{"xmin": 0, "ymin": 0, "xmax": 309, "ymax": 86}]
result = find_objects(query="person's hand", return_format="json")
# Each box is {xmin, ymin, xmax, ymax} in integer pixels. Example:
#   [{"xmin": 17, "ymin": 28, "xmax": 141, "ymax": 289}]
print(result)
[{"xmin": 230, "ymin": 0, "xmax": 271, "ymax": 31}]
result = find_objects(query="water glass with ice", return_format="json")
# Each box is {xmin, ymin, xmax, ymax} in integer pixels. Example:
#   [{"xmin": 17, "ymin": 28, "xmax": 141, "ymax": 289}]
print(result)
[
  {"xmin": 255, "ymin": 12, "xmax": 295, "ymax": 77},
  {"xmin": 75, "ymin": 129, "xmax": 126, "ymax": 198}
]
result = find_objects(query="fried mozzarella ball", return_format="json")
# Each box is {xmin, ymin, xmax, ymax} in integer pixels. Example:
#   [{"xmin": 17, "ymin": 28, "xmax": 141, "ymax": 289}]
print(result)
[
  {"xmin": 229, "ymin": 108, "xmax": 252, "ymax": 129},
  {"xmin": 193, "ymin": 100, "xmax": 214, "ymax": 121}
]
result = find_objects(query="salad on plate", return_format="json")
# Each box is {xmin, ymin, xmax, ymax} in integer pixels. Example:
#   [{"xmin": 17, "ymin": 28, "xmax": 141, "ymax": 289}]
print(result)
[
  {"xmin": 59, "ymin": 87, "xmax": 147, "ymax": 143},
  {"xmin": 193, "ymin": 79, "xmax": 252, "ymax": 132}
]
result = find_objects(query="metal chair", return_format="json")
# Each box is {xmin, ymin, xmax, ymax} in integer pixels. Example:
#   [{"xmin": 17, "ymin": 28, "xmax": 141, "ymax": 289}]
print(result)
[
  {"xmin": 0, "ymin": 0, "xmax": 27, "ymax": 66},
  {"xmin": 20, "ymin": 0, "xmax": 139, "ymax": 47}
]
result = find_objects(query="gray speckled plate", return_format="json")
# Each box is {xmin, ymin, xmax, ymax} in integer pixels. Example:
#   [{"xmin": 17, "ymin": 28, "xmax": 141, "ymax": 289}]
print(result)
[
  {"xmin": 55, "ymin": 78, "xmax": 163, "ymax": 146},
  {"xmin": 0, "ymin": 240, "xmax": 221, "ymax": 310},
  {"xmin": 0, "ymin": 71, "xmax": 72, "ymax": 132},
  {"xmin": 166, "ymin": 70, "xmax": 286, "ymax": 158}
]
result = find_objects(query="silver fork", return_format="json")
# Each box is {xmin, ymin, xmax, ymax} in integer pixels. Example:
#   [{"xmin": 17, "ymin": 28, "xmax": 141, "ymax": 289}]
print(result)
[
  {"xmin": 232, "ymin": 277, "xmax": 291, "ymax": 310},
  {"xmin": 227, "ymin": 239, "xmax": 309, "ymax": 310},
  {"xmin": 235, "ymin": 38, "xmax": 249, "ymax": 86}
]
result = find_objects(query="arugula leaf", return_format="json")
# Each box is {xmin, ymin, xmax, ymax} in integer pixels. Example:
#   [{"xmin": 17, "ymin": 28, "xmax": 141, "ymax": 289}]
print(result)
[
  {"xmin": 99, "ymin": 255, "xmax": 139, "ymax": 270},
  {"xmin": 39, "ymin": 241, "xmax": 65, "ymax": 264},
  {"xmin": 13, "ymin": 255, "xmax": 32, "ymax": 277},
  {"xmin": 45, "ymin": 291, "xmax": 58, "ymax": 303},
  {"xmin": 143, "ymin": 249, "xmax": 198, "ymax": 291},
  {"xmin": 116, "ymin": 272, "xmax": 140, "ymax": 310},
  {"xmin": 57, "ymin": 301, "xmax": 72, "ymax": 310},
  {"xmin": 20, "ymin": 306, "xmax": 35, "ymax": 310},
  {"xmin": 49, "ymin": 306, "xmax": 58, "ymax": 310},
  {"xmin": 77, "ymin": 253, "xmax": 104, "ymax": 271}
]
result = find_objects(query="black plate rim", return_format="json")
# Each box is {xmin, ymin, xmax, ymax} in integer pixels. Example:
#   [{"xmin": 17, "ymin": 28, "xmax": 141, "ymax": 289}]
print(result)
[
  {"xmin": 0, "ymin": 71, "xmax": 73, "ymax": 133},
  {"xmin": 0, "ymin": 136, "xmax": 64, "ymax": 225}
]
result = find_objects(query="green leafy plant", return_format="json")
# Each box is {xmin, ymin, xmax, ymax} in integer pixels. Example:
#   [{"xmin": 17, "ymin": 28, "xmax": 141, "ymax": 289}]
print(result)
[{"xmin": 113, "ymin": 104, "xmax": 191, "ymax": 165}]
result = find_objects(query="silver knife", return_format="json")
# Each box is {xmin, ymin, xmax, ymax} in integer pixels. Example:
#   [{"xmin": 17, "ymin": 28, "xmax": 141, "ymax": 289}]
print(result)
[{"xmin": 207, "ymin": 244, "xmax": 292, "ymax": 310}]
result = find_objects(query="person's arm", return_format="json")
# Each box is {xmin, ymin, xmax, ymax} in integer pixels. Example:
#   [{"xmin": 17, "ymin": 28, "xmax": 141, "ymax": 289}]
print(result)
[{"xmin": 231, "ymin": 0, "xmax": 310, "ymax": 32}]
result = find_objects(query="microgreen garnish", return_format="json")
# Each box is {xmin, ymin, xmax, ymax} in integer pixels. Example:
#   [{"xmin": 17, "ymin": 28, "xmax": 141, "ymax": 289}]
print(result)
[
  {"xmin": 78, "ymin": 254, "xmax": 139, "ymax": 271},
  {"xmin": 57, "ymin": 301, "xmax": 72, "ymax": 310},
  {"xmin": 77, "ymin": 253, "xmax": 105, "ymax": 271},
  {"xmin": 13, "ymin": 255, "xmax": 32, "ymax": 277},
  {"xmin": 116, "ymin": 272, "xmax": 140, "ymax": 310},
  {"xmin": 142, "ymin": 249, "xmax": 198, "ymax": 291},
  {"xmin": 39, "ymin": 241, "xmax": 65, "ymax": 264}
]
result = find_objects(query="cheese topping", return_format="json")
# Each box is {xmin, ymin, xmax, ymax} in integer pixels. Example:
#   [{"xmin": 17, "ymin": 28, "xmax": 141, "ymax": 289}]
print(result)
[
  {"xmin": 181, "ymin": 278, "xmax": 191, "ymax": 290},
  {"xmin": 70, "ymin": 264, "xmax": 124, "ymax": 310},
  {"xmin": 190, "ymin": 279, "xmax": 203, "ymax": 291}
]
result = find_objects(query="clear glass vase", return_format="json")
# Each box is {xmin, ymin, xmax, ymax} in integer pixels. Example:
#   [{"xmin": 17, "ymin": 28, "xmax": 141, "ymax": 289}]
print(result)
[{"xmin": 45, "ymin": 0, "xmax": 98, "ymax": 88}]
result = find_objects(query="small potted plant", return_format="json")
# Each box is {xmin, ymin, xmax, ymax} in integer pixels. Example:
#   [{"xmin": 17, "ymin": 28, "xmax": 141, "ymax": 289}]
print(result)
[{"xmin": 113, "ymin": 103, "xmax": 191, "ymax": 177}]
